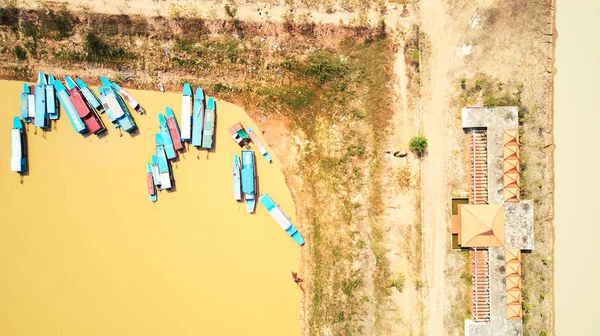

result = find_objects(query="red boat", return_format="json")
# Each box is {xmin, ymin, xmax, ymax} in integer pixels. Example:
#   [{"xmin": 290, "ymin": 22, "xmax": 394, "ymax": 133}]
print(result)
[
  {"xmin": 64, "ymin": 76, "xmax": 105, "ymax": 134},
  {"xmin": 165, "ymin": 107, "xmax": 184, "ymax": 151}
]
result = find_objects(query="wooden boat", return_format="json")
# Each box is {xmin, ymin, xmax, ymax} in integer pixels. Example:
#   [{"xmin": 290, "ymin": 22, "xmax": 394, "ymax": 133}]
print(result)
[
  {"xmin": 98, "ymin": 86, "xmax": 120, "ymax": 129},
  {"xmin": 228, "ymin": 122, "xmax": 250, "ymax": 147},
  {"xmin": 158, "ymin": 113, "xmax": 177, "ymax": 159},
  {"xmin": 151, "ymin": 155, "xmax": 161, "ymax": 187},
  {"xmin": 155, "ymin": 134, "xmax": 172, "ymax": 189},
  {"xmin": 46, "ymin": 75, "xmax": 59, "ymax": 120},
  {"xmin": 11, "ymin": 117, "xmax": 26, "ymax": 173},
  {"xmin": 201, "ymin": 97, "xmax": 216, "ymax": 149},
  {"xmin": 75, "ymin": 78, "xmax": 102, "ymax": 111},
  {"xmin": 259, "ymin": 193, "xmax": 305, "ymax": 246},
  {"xmin": 147, "ymin": 162, "xmax": 157, "ymax": 202},
  {"xmin": 111, "ymin": 82, "xmax": 146, "ymax": 115},
  {"xmin": 34, "ymin": 72, "xmax": 48, "ymax": 129},
  {"xmin": 165, "ymin": 107, "xmax": 184, "ymax": 151},
  {"xmin": 241, "ymin": 150, "xmax": 256, "ymax": 213},
  {"xmin": 52, "ymin": 79, "xmax": 87, "ymax": 133},
  {"xmin": 180, "ymin": 83, "xmax": 193, "ymax": 142},
  {"xmin": 27, "ymin": 85, "xmax": 35, "ymax": 120},
  {"xmin": 100, "ymin": 77, "xmax": 137, "ymax": 132},
  {"xmin": 65, "ymin": 76, "xmax": 105, "ymax": 134},
  {"xmin": 20, "ymin": 84, "xmax": 30, "ymax": 123},
  {"xmin": 191, "ymin": 88, "xmax": 205, "ymax": 147},
  {"xmin": 247, "ymin": 127, "xmax": 272, "ymax": 163},
  {"xmin": 233, "ymin": 154, "xmax": 242, "ymax": 201}
]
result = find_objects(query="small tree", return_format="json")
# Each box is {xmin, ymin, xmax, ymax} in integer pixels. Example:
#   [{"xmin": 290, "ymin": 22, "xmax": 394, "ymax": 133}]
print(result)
[
  {"xmin": 224, "ymin": 0, "xmax": 238, "ymax": 19},
  {"xmin": 14, "ymin": 46, "xmax": 27, "ymax": 61},
  {"xmin": 484, "ymin": 95, "xmax": 498, "ymax": 108},
  {"xmin": 409, "ymin": 135, "xmax": 428, "ymax": 157}
]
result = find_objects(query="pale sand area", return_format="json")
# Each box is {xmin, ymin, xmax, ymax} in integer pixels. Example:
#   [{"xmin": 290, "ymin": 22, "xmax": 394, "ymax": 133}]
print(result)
[
  {"xmin": 0, "ymin": 80, "xmax": 300, "ymax": 335},
  {"xmin": 555, "ymin": 0, "xmax": 600, "ymax": 334}
]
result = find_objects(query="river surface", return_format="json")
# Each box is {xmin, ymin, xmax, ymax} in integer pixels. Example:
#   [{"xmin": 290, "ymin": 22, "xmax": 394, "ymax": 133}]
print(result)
[
  {"xmin": 555, "ymin": 0, "xmax": 600, "ymax": 334},
  {"xmin": 0, "ymin": 80, "xmax": 300, "ymax": 335}
]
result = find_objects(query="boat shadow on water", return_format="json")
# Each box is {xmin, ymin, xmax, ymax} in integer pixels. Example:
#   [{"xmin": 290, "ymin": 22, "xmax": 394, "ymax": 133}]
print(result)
[{"xmin": 127, "ymin": 127, "xmax": 141, "ymax": 138}]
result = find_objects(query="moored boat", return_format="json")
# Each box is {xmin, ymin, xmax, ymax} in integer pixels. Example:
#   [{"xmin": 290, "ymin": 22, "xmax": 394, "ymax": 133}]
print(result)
[
  {"xmin": 53, "ymin": 79, "xmax": 87, "ymax": 133},
  {"xmin": 34, "ymin": 72, "xmax": 48, "ymax": 129},
  {"xmin": 180, "ymin": 83, "xmax": 193, "ymax": 142},
  {"xmin": 27, "ymin": 85, "xmax": 35, "ymax": 120},
  {"xmin": 201, "ymin": 97, "xmax": 216, "ymax": 149},
  {"xmin": 111, "ymin": 82, "xmax": 146, "ymax": 115},
  {"xmin": 165, "ymin": 107, "xmax": 184, "ymax": 151},
  {"xmin": 46, "ymin": 75, "xmax": 59, "ymax": 120},
  {"xmin": 65, "ymin": 76, "xmax": 105, "ymax": 134},
  {"xmin": 151, "ymin": 155, "xmax": 160, "ymax": 187},
  {"xmin": 241, "ymin": 150, "xmax": 256, "ymax": 213},
  {"xmin": 75, "ymin": 78, "xmax": 102, "ymax": 111},
  {"xmin": 98, "ymin": 86, "xmax": 120, "ymax": 129},
  {"xmin": 11, "ymin": 117, "xmax": 26, "ymax": 173},
  {"xmin": 259, "ymin": 193, "xmax": 305, "ymax": 246},
  {"xmin": 228, "ymin": 122, "xmax": 250, "ymax": 147},
  {"xmin": 158, "ymin": 113, "xmax": 176, "ymax": 159},
  {"xmin": 20, "ymin": 84, "xmax": 30, "ymax": 123},
  {"xmin": 247, "ymin": 127, "xmax": 272, "ymax": 163},
  {"xmin": 100, "ymin": 77, "xmax": 137, "ymax": 132},
  {"xmin": 233, "ymin": 154, "xmax": 242, "ymax": 201},
  {"xmin": 191, "ymin": 88, "xmax": 205, "ymax": 147},
  {"xmin": 155, "ymin": 134, "xmax": 172, "ymax": 189},
  {"xmin": 147, "ymin": 162, "xmax": 157, "ymax": 202}
]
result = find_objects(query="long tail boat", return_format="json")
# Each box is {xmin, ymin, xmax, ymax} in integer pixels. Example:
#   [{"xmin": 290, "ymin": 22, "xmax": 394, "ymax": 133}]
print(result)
[
  {"xmin": 46, "ymin": 75, "xmax": 59, "ymax": 120},
  {"xmin": 241, "ymin": 150, "xmax": 256, "ymax": 213},
  {"xmin": 65, "ymin": 76, "xmax": 105, "ymax": 134},
  {"xmin": 151, "ymin": 155, "xmax": 161, "ymax": 187},
  {"xmin": 27, "ymin": 84, "xmax": 35, "ymax": 120},
  {"xmin": 155, "ymin": 134, "xmax": 172, "ymax": 190},
  {"xmin": 98, "ymin": 86, "xmax": 120, "ymax": 129},
  {"xmin": 53, "ymin": 79, "xmax": 87, "ymax": 133},
  {"xmin": 75, "ymin": 78, "xmax": 102, "ymax": 111},
  {"xmin": 100, "ymin": 77, "xmax": 136, "ymax": 132},
  {"xmin": 259, "ymin": 193, "xmax": 305, "ymax": 246},
  {"xmin": 11, "ymin": 117, "xmax": 26, "ymax": 173},
  {"xmin": 180, "ymin": 83, "xmax": 193, "ymax": 142},
  {"xmin": 34, "ymin": 72, "xmax": 48, "ymax": 129},
  {"xmin": 20, "ymin": 84, "xmax": 30, "ymax": 123},
  {"xmin": 191, "ymin": 88, "xmax": 205, "ymax": 147},
  {"xmin": 247, "ymin": 127, "xmax": 272, "ymax": 163},
  {"xmin": 165, "ymin": 107, "xmax": 183, "ymax": 151},
  {"xmin": 111, "ymin": 82, "xmax": 146, "ymax": 115},
  {"xmin": 147, "ymin": 162, "xmax": 157, "ymax": 202},
  {"xmin": 158, "ymin": 113, "xmax": 177, "ymax": 159},
  {"xmin": 233, "ymin": 154, "xmax": 242, "ymax": 201},
  {"xmin": 201, "ymin": 97, "xmax": 216, "ymax": 150}
]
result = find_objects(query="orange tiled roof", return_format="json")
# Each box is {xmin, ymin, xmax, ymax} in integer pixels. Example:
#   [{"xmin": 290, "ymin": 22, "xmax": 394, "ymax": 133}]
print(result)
[{"xmin": 459, "ymin": 204, "xmax": 505, "ymax": 247}]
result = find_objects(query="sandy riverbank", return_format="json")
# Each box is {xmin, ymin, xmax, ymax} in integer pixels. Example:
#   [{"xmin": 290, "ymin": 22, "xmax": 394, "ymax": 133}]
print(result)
[
  {"xmin": 554, "ymin": 0, "xmax": 600, "ymax": 334},
  {"xmin": 0, "ymin": 79, "xmax": 301, "ymax": 335}
]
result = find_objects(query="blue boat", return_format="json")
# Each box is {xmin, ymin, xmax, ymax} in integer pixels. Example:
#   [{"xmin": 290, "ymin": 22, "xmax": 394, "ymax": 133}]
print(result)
[
  {"xmin": 75, "ymin": 78, "xmax": 102, "ymax": 111},
  {"xmin": 100, "ymin": 77, "xmax": 137, "ymax": 132},
  {"xmin": 233, "ymin": 154, "xmax": 242, "ymax": 201},
  {"xmin": 191, "ymin": 88, "xmax": 205, "ymax": 147},
  {"xmin": 53, "ymin": 79, "xmax": 87, "ymax": 133},
  {"xmin": 151, "ymin": 155, "xmax": 160, "ymax": 187},
  {"xmin": 158, "ymin": 113, "xmax": 176, "ymax": 159},
  {"xmin": 180, "ymin": 83, "xmax": 193, "ymax": 142},
  {"xmin": 98, "ymin": 86, "xmax": 120, "ymax": 129},
  {"xmin": 34, "ymin": 72, "xmax": 48, "ymax": 128},
  {"xmin": 201, "ymin": 97, "xmax": 216, "ymax": 149},
  {"xmin": 155, "ymin": 134, "xmax": 172, "ymax": 190},
  {"xmin": 20, "ymin": 84, "xmax": 30, "ymax": 123},
  {"xmin": 259, "ymin": 194, "xmax": 305, "ymax": 246},
  {"xmin": 247, "ymin": 127, "xmax": 272, "ymax": 163},
  {"xmin": 241, "ymin": 150, "xmax": 256, "ymax": 213},
  {"xmin": 46, "ymin": 75, "xmax": 59, "ymax": 120},
  {"xmin": 11, "ymin": 117, "xmax": 26, "ymax": 173},
  {"xmin": 111, "ymin": 82, "xmax": 146, "ymax": 115},
  {"xmin": 147, "ymin": 162, "xmax": 157, "ymax": 202}
]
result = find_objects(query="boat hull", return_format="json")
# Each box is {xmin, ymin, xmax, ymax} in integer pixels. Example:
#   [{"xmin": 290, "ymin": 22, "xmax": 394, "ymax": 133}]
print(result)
[
  {"xmin": 34, "ymin": 84, "xmax": 48, "ymax": 128},
  {"xmin": 165, "ymin": 108, "xmax": 184, "ymax": 151},
  {"xmin": 181, "ymin": 83, "xmax": 193, "ymax": 141},
  {"xmin": 241, "ymin": 150, "xmax": 256, "ymax": 213},
  {"xmin": 68, "ymin": 88, "xmax": 105, "ymax": 134},
  {"xmin": 11, "ymin": 118, "xmax": 26, "ymax": 173},
  {"xmin": 54, "ymin": 81, "xmax": 87, "ymax": 133},
  {"xmin": 259, "ymin": 193, "xmax": 305, "ymax": 246},
  {"xmin": 233, "ymin": 155, "xmax": 242, "ymax": 201},
  {"xmin": 192, "ymin": 89, "xmax": 205, "ymax": 147},
  {"xmin": 201, "ymin": 97, "xmax": 216, "ymax": 149}
]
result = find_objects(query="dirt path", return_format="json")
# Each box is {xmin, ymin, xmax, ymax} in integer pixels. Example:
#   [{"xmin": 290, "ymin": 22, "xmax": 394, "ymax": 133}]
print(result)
[{"xmin": 418, "ymin": 0, "xmax": 460, "ymax": 334}]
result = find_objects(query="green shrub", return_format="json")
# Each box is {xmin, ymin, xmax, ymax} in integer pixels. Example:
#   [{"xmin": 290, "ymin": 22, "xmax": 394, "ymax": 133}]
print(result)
[
  {"xmin": 409, "ymin": 135, "xmax": 428, "ymax": 156},
  {"xmin": 410, "ymin": 49, "xmax": 419, "ymax": 62},
  {"xmin": 540, "ymin": 331, "xmax": 548, "ymax": 336},
  {"xmin": 484, "ymin": 95, "xmax": 498, "ymax": 108},
  {"xmin": 415, "ymin": 279, "xmax": 424, "ymax": 290},
  {"xmin": 14, "ymin": 46, "xmax": 27, "ymax": 61},
  {"xmin": 390, "ymin": 273, "xmax": 406, "ymax": 292},
  {"xmin": 522, "ymin": 302, "xmax": 532, "ymax": 314},
  {"xmin": 475, "ymin": 78, "xmax": 484, "ymax": 90}
]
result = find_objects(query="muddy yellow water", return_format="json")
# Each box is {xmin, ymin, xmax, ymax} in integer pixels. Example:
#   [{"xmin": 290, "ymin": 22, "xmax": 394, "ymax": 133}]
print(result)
[
  {"xmin": 555, "ymin": 1, "xmax": 600, "ymax": 334},
  {"xmin": 0, "ymin": 79, "xmax": 300, "ymax": 335}
]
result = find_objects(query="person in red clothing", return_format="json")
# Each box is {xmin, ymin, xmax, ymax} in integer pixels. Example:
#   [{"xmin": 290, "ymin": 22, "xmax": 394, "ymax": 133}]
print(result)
[{"xmin": 291, "ymin": 271, "xmax": 305, "ymax": 293}]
